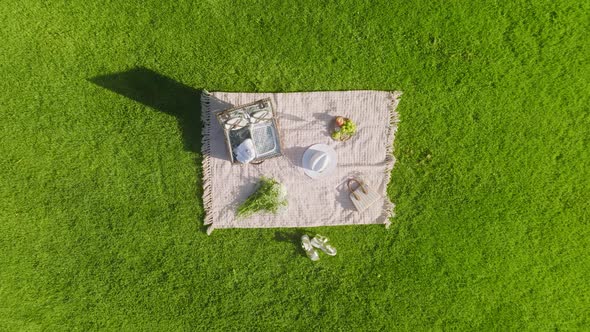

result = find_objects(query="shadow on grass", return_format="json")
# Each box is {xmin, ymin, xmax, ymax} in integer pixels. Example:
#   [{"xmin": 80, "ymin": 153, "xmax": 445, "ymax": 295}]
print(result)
[
  {"xmin": 89, "ymin": 67, "xmax": 209, "ymax": 232},
  {"xmin": 89, "ymin": 67, "xmax": 202, "ymax": 153},
  {"xmin": 273, "ymin": 230, "xmax": 310, "ymax": 257}
]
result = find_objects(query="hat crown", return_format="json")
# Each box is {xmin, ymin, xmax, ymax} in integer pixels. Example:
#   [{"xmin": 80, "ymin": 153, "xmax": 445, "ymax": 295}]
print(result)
[
  {"xmin": 309, "ymin": 150, "xmax": 329, "ymax": 173},
  {"xmin": 301, "ymin": 143, "xmax": 337, "ymax": 179}
]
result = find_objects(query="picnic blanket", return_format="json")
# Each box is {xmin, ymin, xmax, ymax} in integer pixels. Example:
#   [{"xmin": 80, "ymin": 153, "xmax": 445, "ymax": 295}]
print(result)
[{"xmin": 201, "ymin": 90, "xmax": 402, "ymax": 235}]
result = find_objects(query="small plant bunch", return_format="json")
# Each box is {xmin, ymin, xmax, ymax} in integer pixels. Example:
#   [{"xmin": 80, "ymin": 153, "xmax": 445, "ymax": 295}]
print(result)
[
  {"xmin": 237, "ymin": 177, "xmax": 287, "ymax": 218},
  {"xmin": 331, "ymin": 116, "xmax": 357, "ymax": 141}
]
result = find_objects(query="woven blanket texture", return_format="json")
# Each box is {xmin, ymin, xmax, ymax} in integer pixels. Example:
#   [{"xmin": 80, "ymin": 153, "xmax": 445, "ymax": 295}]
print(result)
[{"xmin": 201, "ymin": 90, "xmax": 402, "ymax": 234}]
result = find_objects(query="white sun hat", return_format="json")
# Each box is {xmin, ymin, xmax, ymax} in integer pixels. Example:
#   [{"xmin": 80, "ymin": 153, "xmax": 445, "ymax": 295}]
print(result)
[{"xmin": 301, "ymin": 143, "xmax": 338, "ymax": 179}]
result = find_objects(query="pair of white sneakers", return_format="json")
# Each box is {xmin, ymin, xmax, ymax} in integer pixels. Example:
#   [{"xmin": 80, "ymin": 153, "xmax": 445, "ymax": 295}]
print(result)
[{"xmin": 301, "ymin": 235, "xmax": 337, "ymax": 261}]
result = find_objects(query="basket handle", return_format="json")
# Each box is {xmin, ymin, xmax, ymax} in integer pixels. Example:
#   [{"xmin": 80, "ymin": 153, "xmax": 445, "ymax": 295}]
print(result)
[{"xmin": 347, "ymin": 178, "xmax": 367, "ymax": 200}]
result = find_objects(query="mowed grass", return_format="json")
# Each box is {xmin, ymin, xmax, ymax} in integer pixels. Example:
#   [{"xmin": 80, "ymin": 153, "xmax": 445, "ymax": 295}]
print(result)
[{"xmin": 1, "ymin": 0, "xmax": 589, "ymax": 330}]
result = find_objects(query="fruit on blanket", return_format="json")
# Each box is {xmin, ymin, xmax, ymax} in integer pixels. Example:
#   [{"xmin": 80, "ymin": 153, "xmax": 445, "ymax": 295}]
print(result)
[{"xmin": 331, "ymin": 117, "xmax": 357, "ymax": 141}]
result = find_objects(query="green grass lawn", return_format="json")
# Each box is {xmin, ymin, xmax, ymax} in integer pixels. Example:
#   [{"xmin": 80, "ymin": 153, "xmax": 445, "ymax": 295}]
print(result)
[{"xmin": 1, "ymin": 0, "xmax": 589, "ymax": 330}]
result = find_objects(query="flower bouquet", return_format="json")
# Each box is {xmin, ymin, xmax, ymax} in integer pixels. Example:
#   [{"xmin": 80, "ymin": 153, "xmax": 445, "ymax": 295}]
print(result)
[{"xmin": 237, "ymin": 177, "xmax": 287, "ymax": 218}]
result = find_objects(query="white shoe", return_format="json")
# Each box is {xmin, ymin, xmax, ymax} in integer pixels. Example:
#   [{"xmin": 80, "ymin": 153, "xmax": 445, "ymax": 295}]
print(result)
[
  {"xmin": 301, "ymin": 235, "xmax": 320, "ymax": 261},
  {"xmin": 311, "ymin": 235, "xmax": 337, "ymax": 256}
]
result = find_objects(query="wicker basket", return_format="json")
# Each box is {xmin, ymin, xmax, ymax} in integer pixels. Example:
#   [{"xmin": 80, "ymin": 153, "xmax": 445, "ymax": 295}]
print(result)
[{"xmin": 215, "ymin": 98, "xmax": 284, "ymax": 164}]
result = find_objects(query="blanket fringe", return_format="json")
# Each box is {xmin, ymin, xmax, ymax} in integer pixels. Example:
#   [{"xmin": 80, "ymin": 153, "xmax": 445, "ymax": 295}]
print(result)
[
  {"xmin": 378, "ymin": 91, "xmax": 402, "ymax": 229},
  {"xmin": 201, "ymin": 90, "xmax": 401, "ymax": 233},
  {"xmin": 201, "ymin": 90, "xmax": 215, "ymax": 234}
]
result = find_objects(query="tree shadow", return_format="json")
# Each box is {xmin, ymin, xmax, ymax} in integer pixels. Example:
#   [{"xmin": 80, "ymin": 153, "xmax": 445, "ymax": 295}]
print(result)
[
  {"xmin": 89, "ymin": 67, "xmax": 202, "ymax": 153},
  {"xmin": 312, "ymin": 112, "xmax": 334, "ymax": 138},
  {"xmin": 90, "ymin": 67, "xmax": 210, "ymax": 232}
]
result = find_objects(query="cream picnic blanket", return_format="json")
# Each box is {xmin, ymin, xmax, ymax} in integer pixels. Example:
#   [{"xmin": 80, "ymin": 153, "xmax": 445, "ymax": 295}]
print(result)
[{"xmin": 201, "ymin": 91, "xmax": 402, "ymax": 235}]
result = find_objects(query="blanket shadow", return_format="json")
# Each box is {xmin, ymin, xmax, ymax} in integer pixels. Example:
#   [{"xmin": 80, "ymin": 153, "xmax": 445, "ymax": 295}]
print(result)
[{"xmin": 89, "ymin": 67, "xmax": 202, "ymax": 153}]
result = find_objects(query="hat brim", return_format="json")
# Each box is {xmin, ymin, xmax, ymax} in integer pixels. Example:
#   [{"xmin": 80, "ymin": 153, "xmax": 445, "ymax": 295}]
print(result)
[{"xmin": 302, "ymin": 144, "xmax": 338, "ymax": 179}]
